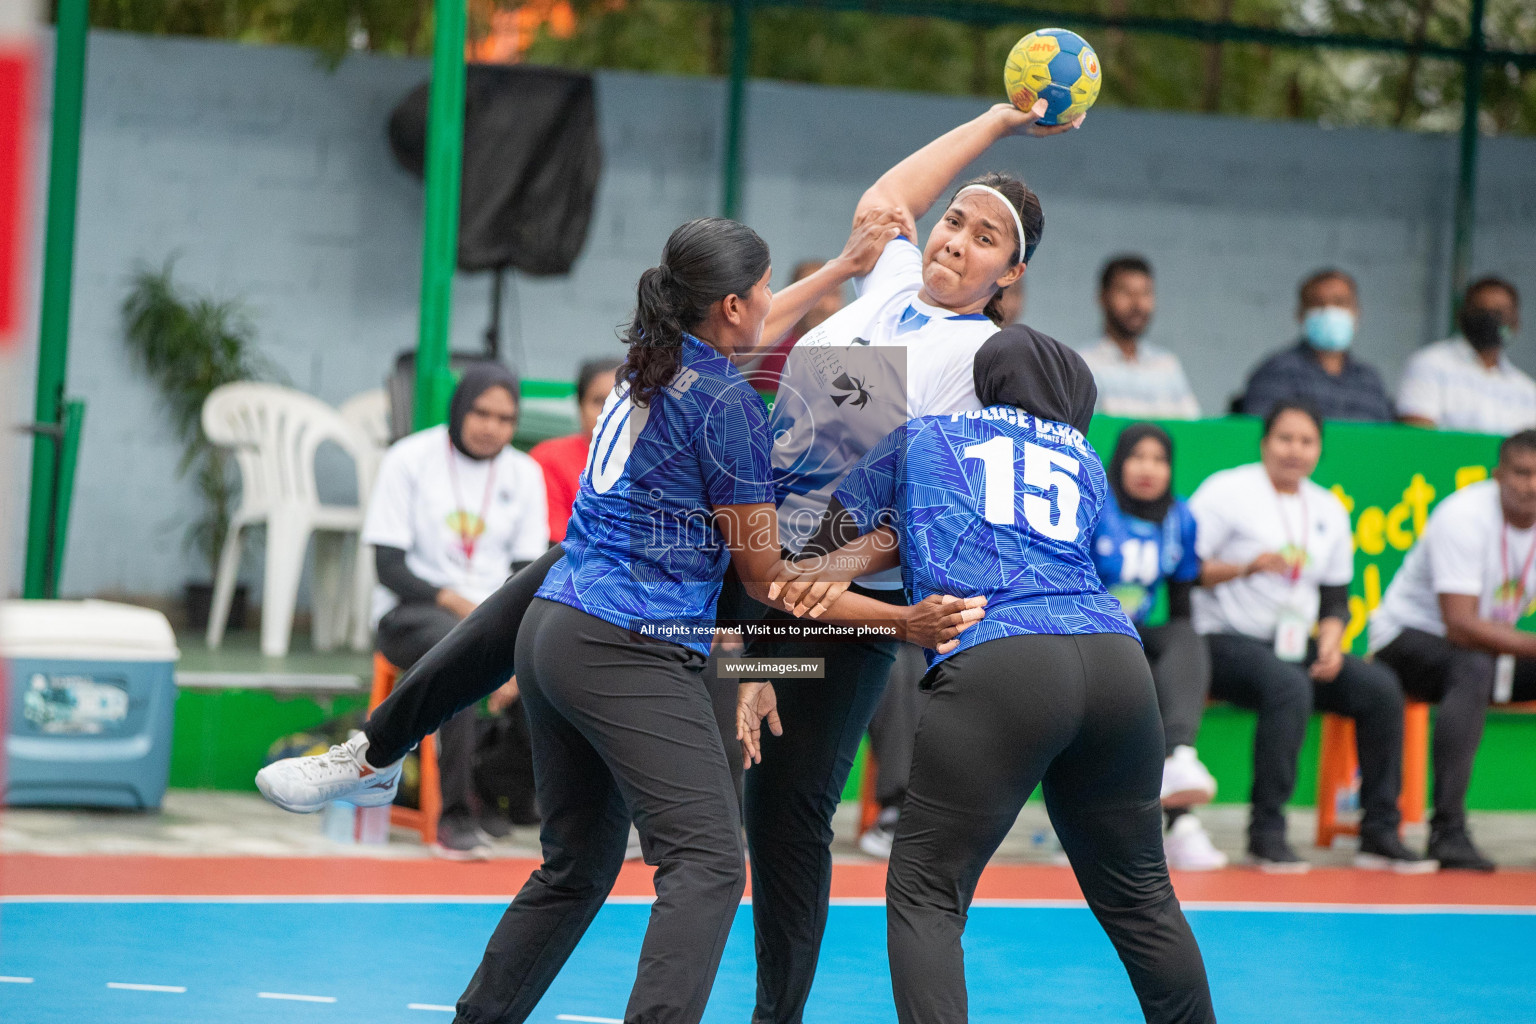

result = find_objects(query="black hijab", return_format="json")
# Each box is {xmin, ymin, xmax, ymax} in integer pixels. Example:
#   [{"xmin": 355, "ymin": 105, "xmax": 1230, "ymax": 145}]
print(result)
[
  {"xmin": 1108, "ymin": 422, "xmax": 1175, "ymax": 524},
  {"xmin": 972, "ymin": 325, "xmax": 1097, "ymax": 436},
  {"xmin": 448, "ymin": 362, "xmax": 521, "ymax": 460}
]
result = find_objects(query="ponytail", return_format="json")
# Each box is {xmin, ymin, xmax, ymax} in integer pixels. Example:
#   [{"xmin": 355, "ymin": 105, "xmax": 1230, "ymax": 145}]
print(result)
[{"xmin": 619, "ymin": 218, "xmax": 770, "ymax": 407}]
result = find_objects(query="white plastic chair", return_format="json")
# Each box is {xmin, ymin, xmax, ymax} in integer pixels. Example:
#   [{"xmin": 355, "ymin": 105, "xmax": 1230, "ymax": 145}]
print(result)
[
  {"xmin": 337, "ymin": 389, "xmax": 392, "ymax": 651},
  {"xmin": 202, "ymin": 383, "xmax": 375, "ymax": 657}
]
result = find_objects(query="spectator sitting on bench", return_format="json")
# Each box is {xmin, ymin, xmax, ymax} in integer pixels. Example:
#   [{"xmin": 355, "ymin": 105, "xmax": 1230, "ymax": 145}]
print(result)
[
  {"xmin": 363, "ymin": 364, "xmax": 550, "ymax": 859},
  {"xmin": 1189, "ymin": 400, "xmax": 1430, "ymax": 873},
  {"xmin": 1369, "ymin": 429, "xmax": 1536, "ymax": 872}
]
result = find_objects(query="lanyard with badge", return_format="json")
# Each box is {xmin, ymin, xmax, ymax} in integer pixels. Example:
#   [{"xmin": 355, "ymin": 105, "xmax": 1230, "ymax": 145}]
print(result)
[
  {"xmin": 1272, "ymin": 487, "xmax": 1312, "ymax": 663},
  {"xmin": 1492, "ymin": 524, "xmax": 1536, "ymax": 701},
  {"xmin": 446, "ymin": 437, "xmax": 497, "ymax": 565}
]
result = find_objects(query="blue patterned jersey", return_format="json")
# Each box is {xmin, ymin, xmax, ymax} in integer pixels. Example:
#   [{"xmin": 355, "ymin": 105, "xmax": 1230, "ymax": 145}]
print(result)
[
  {"xmin": 1089, "ymin": 495, "xmax": 1201, "ymax": 624},
  {"xmin": 832, "ymin": 405, "xmax": 1138, "ymax": 666},
  {"xmin": 538, "ymin": 335, "xmax": 776, "ymax": 655}
]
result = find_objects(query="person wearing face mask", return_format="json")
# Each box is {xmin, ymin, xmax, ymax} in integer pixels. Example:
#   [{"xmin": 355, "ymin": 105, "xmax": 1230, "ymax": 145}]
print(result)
[
  {"xmin": 530, "ymin": 357, "xmax": 622, "ymax": 543},
  {"xmin": 1189, "ymin": 401, "xmax": 1432, "ymax": 873},
  {"xmin": 354, "ymin": 364, "xmax": 551, "ymax": 858},
  {"xmin": 1399, "ymin": 277, "xmax": 1533, "ymax": 435},
  {"xmin": 1091, "ymin": 424, "xmax": 1224, "ymax": 871},
  {"xmin": 1239, "ymin": 269, "xmax": 1394, "ymax": 422}
]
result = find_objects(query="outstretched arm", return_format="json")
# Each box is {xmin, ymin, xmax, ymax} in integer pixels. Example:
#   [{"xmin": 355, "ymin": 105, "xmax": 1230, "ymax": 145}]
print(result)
[{"xmin": 855, "ymin": 101, "xmax": 1080, "ymax": 226}]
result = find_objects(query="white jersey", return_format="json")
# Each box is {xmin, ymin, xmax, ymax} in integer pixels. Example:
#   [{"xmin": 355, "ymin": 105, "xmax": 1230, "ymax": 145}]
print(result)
[
  {"xmin": 363, "ymin": 425, "xmax": 549, "ymax": 626},
  {"xmin": 1369, "ymin": 481, "xmax": 1536, "ymax": 653},
  {"xmin": 1188, "ymin": 462, "xmax": 1354, "ymax": 640},
  {"xmin": 769, "ymin": 237, "xmax": 999, "ymax": 584}
]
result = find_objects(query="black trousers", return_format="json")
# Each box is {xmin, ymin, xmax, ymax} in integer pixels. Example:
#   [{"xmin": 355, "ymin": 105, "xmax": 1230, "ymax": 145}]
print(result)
[
  {"xmin": 886, "ymin": 633, "xmax": 1214, "ymax": 1024},
  {"xmin": 1207, "ymin": 632, "xmax": 1405, "ymax": 844},
  {"xmin": 867, "ymin": 644, "xmax": 930, "ymax": 809},
  {"xmin": 1375, "ymin": 627, "xmax": 1536, "ymax": 832},
  {"xmin": 1138, "ymin": 619, "xmax": 1211, "ymax": 756},
  {"xmin": 455, "ymin": 599, "xmax": 745, "ymax": 1024},
  {"xmin": 740, "ymin": 585, "xmax": 903, "ymax": 1024},
  {"xmin": 377, "ymin": 602, "xmax": 488, "ymax": 822},
  {"xmin": 362, "ymin": 552, "xmax": 897, "ymax": 1024},
  {"xmin": 364, "ymin": 545, "xmax": 567, "ymax": 765}
]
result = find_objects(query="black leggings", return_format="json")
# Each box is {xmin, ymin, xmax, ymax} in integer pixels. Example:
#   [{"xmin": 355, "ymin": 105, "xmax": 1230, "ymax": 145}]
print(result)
[
  {"xmin": 455, "ymin": 599, "xmax": 744, "ymax": 1024},
  {"xmin": 1138, "ymin": 619, "xmax": 1211, "ymax": 755},
  {"xmin": 1376, "ymin": 627, "xmax": 1536, "ymax": 832},
  {"xmin": 886, "ymin": 632, "xmax": 1215, "ymax": 1024}
]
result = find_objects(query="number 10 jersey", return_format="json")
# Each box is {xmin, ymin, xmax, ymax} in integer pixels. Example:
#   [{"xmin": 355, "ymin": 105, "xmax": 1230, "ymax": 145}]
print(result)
[{"xmin": 832, "ymin": 405, "xmax": 1138, "ymax": 667}]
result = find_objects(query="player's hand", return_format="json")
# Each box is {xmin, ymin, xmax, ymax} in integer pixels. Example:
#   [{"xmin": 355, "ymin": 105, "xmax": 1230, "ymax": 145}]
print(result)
[
  {"xmin": 768, "ymin": 561, "xmax": 852, "ymax": 619},
  {"xmin": 835, "ymin": 205, "xmax": 917, "ymax": 276},
  {"xmin": 1310, "ymin": 644, "xmax": 1344, "ymax": 683},
  {"xmin": 1246, "ymin": 552, "xmax": 1293, "ymax": 577},
  {"xmin": 904, "ymin": 594, "xmax": 987, "ymax": 652},
  {"xmin": 488, "ymin": 677, "xmax": 520, "ymax": 714},
  {"xmin": 990, "ymin": 100, "xmax": 1085, "ymax": 138},
  {"xmin": 736, "ymin": 682, "xmax": 782, "ymax": 768}
]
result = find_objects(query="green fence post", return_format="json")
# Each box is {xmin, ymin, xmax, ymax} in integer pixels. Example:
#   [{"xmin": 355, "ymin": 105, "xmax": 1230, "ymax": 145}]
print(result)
[
  {"xmin": 722, "ymin": 0, "xmax": 752, "ymax": 219},
  {"xmin": 23, "ymin": 0, "xmax": 87, "ymax": 598},
  {"xmin": 1449, "ymin": 0, "xmax": 1487, "ymax": 324},
  {"xmin": 414, "ymin": 0, "xmax": 468, "ymax": 430}
]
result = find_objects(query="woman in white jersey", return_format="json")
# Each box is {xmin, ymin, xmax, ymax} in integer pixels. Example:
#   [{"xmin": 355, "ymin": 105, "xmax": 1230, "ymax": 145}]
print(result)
[{"xmin": 737, "ymin": 99, "xmax": 1082, "ymax": 1024}]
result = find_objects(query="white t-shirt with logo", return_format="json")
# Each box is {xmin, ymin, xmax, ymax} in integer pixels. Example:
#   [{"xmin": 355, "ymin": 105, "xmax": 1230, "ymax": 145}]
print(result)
[
  {"xmin": 1369, "ymin": 480, "xmax": 1534, "ymax": 653},
  {"xmin": 769, "ymin": 237, "xmax": 999, "ymax": 584},
  {"xmin": 363, "ymin": 424, "xmax": 549, "ymax": 625},
  {"xmin": 1188, "ymin": 462, "xmax": 1354, "ymax": 640}
]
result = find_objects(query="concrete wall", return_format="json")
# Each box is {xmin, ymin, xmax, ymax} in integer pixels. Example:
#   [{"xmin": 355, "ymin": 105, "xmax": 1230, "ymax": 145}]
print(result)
[{"xmin": 8, "ymin": 30, "xmax": 1536, "ymax": 599}]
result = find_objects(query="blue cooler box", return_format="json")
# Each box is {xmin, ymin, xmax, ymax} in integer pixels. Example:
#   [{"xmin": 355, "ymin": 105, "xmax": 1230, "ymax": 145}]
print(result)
[{"xmin": 2, "ymin": 600, "xmax": 180, "ymax": 809}]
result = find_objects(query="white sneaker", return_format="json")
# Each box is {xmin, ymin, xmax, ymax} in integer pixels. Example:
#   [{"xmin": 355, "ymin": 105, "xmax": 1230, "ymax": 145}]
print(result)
[
  {"xmin": 1164, "ymin": 814, "xmax": 1229, "ymax": 871},
  {"xmin": 255, "ymin": 732, "xmax": 401, "ymax": 814},
  {"xmin": 858, "ymin": 807, "xmax": 898, "ymax": 859},
  {"xmin": 1161, "ymin": 746, "xmax": 1217, "ymax": 808}
]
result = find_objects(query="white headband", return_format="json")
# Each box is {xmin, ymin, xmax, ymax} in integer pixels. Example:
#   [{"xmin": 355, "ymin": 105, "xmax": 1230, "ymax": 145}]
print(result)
[{"xmin": 952, "ymin": 184, "xmax": 1027, "ymax": 265}]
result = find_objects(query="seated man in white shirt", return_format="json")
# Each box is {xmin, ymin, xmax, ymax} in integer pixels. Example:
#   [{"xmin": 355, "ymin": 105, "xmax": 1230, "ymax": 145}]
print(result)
[
  {"xmin": 1370, "ymin": 430, "xmax": 1536, "ymax": 872},
  {"xmin": 1079, "ymin": 255, "xmax": 1200, "ymax": 420},
  {"xmin": 1399, "ymin": 277, "xmax": 1533, "ymax": 435},
  {"xmin": 364, "ymin": 364, "xmax": 550, "ymax": 858}
]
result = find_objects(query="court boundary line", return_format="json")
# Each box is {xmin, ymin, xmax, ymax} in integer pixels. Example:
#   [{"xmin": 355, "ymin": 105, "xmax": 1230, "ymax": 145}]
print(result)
[{"xmin": 6, "ymin": 894, "xmax": 1536, "ymax": 914}]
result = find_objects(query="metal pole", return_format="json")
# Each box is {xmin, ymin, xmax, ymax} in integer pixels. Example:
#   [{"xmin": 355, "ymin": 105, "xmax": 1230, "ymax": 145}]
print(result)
[
  {"xmin": 414, "ymin": 0, "xmax": 468, "ymax": 430},
  {"xmin": 1449, "ymin": 0, "xmax": 1486, "ymax": 323},
  {"xmin": 23, "ymin": 0, "xmax": 86, "ymax": 599},
  {"xmin": 721, "ymin": 0, "xmax": 751, "ymax": 219}
]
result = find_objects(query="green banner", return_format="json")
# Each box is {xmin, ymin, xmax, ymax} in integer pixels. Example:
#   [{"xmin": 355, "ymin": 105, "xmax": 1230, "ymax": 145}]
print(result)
[{"xmin": 1085, "ymin": 416, "xmax": 1504, "ymax": 653}]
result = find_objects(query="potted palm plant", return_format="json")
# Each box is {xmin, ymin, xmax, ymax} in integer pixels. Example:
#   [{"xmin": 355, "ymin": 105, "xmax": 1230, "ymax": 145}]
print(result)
[{"xmin": 121, "ymin": 261, "xmax": 273, "ymax": 630}]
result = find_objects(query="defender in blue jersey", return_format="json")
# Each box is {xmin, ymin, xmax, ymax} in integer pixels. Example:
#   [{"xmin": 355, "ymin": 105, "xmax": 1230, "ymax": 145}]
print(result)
[
  {"xmin": 759, "ymin": 327, "xmax": 1216, "ymax": 1024},
  {"xmin": 1091, "ymin": 424, "xmax": 1225, "ymax": 871},
  {"xmin": 448, "ymin": 219, "xmax": 986, "ymax": 1024}
]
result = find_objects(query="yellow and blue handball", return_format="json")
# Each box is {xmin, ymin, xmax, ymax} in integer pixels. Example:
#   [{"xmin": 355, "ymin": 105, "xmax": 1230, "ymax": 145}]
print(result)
[{"xmin": 1004, "ymin": 28, "xmax": 1101, "ymax": 126}]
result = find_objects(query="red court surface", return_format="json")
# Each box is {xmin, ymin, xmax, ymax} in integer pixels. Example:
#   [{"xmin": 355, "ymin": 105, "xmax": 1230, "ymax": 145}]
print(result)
[{"xmin": 5, "ymin": 853, "xmax": 1535, "ymax": 907}]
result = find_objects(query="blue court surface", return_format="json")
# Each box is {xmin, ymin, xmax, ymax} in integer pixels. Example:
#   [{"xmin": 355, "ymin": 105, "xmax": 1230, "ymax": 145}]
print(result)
[{"xmin": 2, "ymin": 899, "xmax": 1534, "ymax": 1023}]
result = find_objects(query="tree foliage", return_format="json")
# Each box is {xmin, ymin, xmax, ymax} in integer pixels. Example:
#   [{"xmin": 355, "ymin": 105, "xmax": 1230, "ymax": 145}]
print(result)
[{"xmin": 74, "ymin": 0, "xmax": 1536, "ymax": 134}]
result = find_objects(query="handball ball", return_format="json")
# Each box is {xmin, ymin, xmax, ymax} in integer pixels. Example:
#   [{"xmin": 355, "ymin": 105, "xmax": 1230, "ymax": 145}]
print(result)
[{"xmin": 1004, "ymin": 28, "xmax": 1101, "ymax": 126}]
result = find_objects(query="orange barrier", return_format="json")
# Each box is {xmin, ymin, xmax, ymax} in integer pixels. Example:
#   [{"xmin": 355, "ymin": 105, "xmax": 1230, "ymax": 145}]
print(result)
[
  {"xmin": 1316, "ymin": 698, "xmax": 1536, "ymax": 847},
  {"xmin": 367, "ymin": 652, "xmax": 441, "ymax": 846},
  {"xmin": 858, "ymin": 752, "xmax": 881, "ymax": 834}
]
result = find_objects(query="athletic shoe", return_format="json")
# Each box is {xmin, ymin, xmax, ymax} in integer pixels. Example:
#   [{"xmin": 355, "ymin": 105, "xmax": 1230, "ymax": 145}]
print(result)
[
  {"xmin": 1355, "ymin": 832, "xmax": 1439, "ymax": 874},
  {"xmin": 255, "ymin": 732, "xmax": 401, "ymax": 814},
  {"xmin": 434, "ymin": 816, "xmax": 492, "ymax": 861},
  {"xmin": 1160, "ymin": 745, "xmax": 1218, "ymax": 808},
  {"xmin": 1163, "ymin": 814, "xmax": 1228, "ymax": 871},
  {"xmin": 1428, "ymin": 828, "xmax": 1496, "ymax": 873},
  {"xmin": 478, "ymin": 812, "xmax": 514, "ymax": 840},
  {"xmin": 1245, "ymin": 833, "xmax": 1310, "ymax": 874},
  {"xmin": 859, "ymin": 807, "xmax": 899, "ymax": 860}
]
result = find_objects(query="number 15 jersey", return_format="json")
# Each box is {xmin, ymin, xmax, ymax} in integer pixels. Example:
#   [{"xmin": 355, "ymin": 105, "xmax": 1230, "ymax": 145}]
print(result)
[{"xmin": 832, "ymin": 405, "xmax": 1138, "ymax": 667}]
